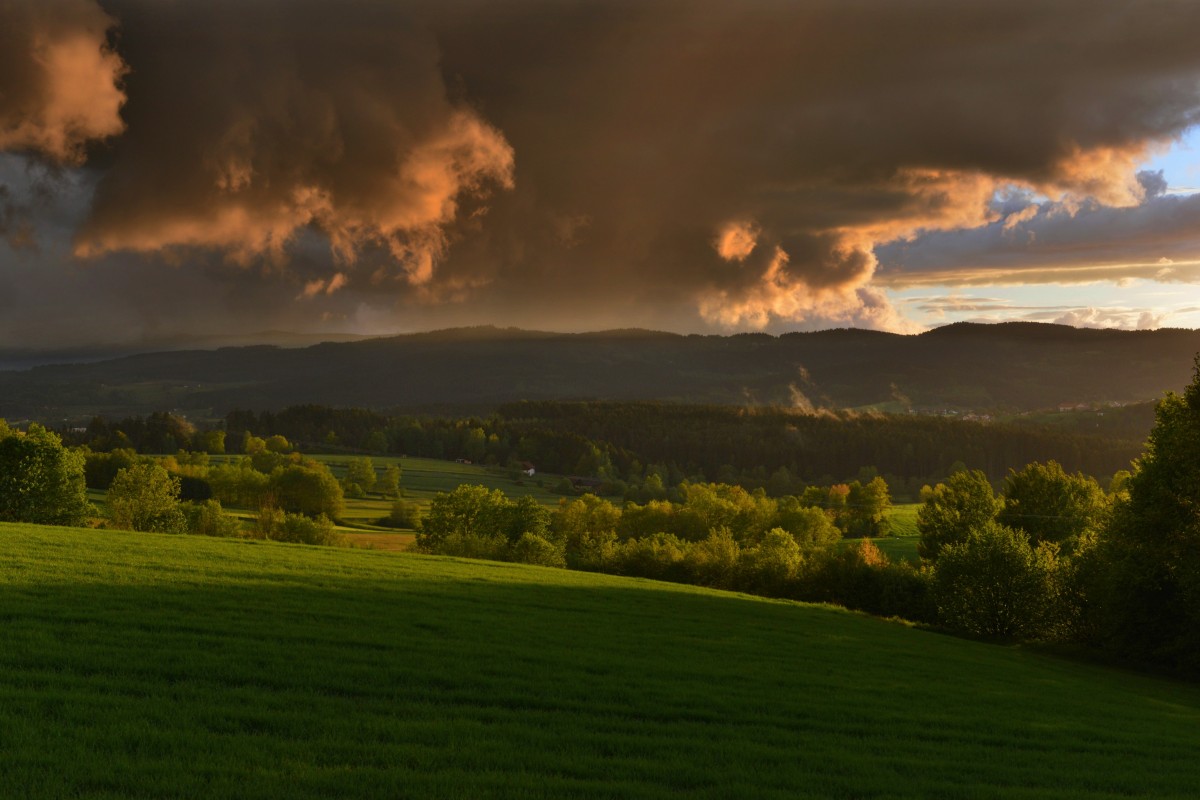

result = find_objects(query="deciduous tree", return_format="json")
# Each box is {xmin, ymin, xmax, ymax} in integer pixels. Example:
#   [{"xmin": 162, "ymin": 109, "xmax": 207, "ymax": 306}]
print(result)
[
  {"xmin": 107, "ymin": 462, "xmax": 186, "ymax": 533},
  {"xmin": 917, "ymin": 469, "xmax": 997, "ymax": 562},
  {"xmin": 0, "ymin": 423, "xmax": 92, "ymax": 526},
  {"xmin": 932, "ymin": 521, "xmax": 1057, "ymax": 640},
  {"xmin": 998, "ymin": 460, "xmax": 1107, "ymax": 547}
]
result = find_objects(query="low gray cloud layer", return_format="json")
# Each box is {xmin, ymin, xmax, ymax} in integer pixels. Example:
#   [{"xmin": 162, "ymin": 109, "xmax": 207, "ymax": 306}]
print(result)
[{"xmin": 3, "ymin": 0, "xmax": 1200, "ymax": 346}]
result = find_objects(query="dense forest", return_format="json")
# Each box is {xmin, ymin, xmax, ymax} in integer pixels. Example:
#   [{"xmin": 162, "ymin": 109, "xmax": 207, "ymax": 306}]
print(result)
[{"xmin": 71, "ymin": 401, "xmax": 1145, "ymax": 501}]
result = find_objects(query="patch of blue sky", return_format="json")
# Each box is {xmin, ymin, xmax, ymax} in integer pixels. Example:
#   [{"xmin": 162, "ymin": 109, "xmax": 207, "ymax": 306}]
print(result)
[{"xmin": 1142, "ymin": 125, "xmax": 1200, "ymax": 195}]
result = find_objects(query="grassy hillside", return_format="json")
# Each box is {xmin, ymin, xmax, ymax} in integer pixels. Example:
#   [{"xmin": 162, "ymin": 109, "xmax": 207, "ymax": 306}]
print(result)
[{"xmin": 4, "ymin": 523, "xmax": 1200, "ymax": 798}]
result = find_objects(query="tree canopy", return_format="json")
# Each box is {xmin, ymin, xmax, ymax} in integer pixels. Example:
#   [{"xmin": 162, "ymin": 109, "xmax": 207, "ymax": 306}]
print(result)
[
  {"xmin": 1092, "ymin": 356, "xmax": 1200, "ymax": 670},
  {"xmin": 997, "ymin": 460, "xmax": 1107, "ymax": 546},
  {"xmin": 917, "ymin": 469, "xmax": 997, "ymax": 562},
  {"xmin": 0, "ymin": 423, "xmax": 92, "ymax": 527},
  {"xmin": 107, "ymin": 462, "xmax": 186, "ymax": 534}
]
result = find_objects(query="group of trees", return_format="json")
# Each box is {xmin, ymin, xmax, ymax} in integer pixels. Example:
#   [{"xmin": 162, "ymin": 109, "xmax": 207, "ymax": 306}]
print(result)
[
  {"xmin": 415, "ymin": 482, "xmax": 929, "ymax": 619},
  {"xmin": 906, "ymin": 369, "xmax": 1200, "ymax": 675},
  {"xmin": 0, "ymin": 416, "xmax": 357, "ymax": 546},
  {"xmin": 97, "ymin": 454, "xmax": 345, "ymax": 546},
  {"xmin": 67, "ymin": 399, "xmax": 1141, "ymax": 506},
  {"xmin": 417, "ymin": 478, "xmax": 892, "ymax": 566}
]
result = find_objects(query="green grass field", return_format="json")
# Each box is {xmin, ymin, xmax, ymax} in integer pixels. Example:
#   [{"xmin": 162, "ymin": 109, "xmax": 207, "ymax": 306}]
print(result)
[
  {"xmin": 842, "ymin": 503, "xmax": 922, "ymax": 564},
  {"xmin": 4, "ymin": 522, "xmax": 1200, "ymax": 798},
  {"xmin": 304, "ymin": 454, "xmax": 563, "ymax": 505}
]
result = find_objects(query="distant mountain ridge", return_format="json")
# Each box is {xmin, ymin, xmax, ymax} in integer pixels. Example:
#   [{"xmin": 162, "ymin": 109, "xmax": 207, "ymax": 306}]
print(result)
[
  {"xmin": 2, "ymin": 322, "xmax": 1198, "ymax": 421},
  {"xmin": 0, "ymin": 330, "xmax": 373, "ymax": 371}
]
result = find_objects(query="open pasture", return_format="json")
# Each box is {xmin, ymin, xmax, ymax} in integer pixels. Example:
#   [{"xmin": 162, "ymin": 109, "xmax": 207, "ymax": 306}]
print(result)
[
  {"xmin": 841, "ymin": 503, "xmax": 922, "ymax": 564},
  {"xmin": 3, "ymin": 522, "xmax": 1200, "ymax": 798},
  {"xmin": 307, "ymin": 454, "xmax": 563, "ymax": 505}
]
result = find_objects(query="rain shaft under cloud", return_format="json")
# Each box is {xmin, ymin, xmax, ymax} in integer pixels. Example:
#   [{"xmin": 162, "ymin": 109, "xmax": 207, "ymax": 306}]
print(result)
[{"xmin": 3, "ymin": 0, "xmax": 1200, "ymax": 346}]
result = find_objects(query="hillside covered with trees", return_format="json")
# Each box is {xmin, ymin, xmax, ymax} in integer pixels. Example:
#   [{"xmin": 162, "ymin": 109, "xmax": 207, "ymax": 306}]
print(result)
[{"xmin": 2, "ymin": 323, "xmax": 1199, "ymax": 420}]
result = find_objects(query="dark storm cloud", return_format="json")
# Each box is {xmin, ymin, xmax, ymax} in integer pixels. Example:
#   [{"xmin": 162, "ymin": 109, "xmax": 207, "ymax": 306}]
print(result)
[
  {"xmin": 422, "ymin": 0, "xmax": 1200, "ymax": 328},
  {"xmin": 0, "ymin": 0, "xmax": 125, "ymax": 163},
  {"xmin": 75, "ymin": 0, "xmax": 514, "ymax": 286},
  {"xmin": 2, "ymin": 0, "xmax": 1200, "ymax": 341}
]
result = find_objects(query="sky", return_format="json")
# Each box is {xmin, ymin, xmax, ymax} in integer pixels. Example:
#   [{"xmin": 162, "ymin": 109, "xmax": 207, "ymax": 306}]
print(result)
[{"xmin": 3, "ymin": 0, "xmax": 1200, "ymax": 349}]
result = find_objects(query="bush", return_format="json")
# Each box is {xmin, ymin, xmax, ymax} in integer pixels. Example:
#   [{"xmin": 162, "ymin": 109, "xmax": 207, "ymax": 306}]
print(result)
[
  {"xmin": 107, "ymin": 463, "xmax": 187, "ymax": 533},
  {"xmin": 254, "ymin": 506, "xmax": 340, "ymax": 546},
  {"xmin": 419, "ymin": 531, "xmax": 508, "ymax": 561},
  {"xmin": 612, "ymin": 533, "xmax": 689, "ymax": 582},
  {"xmin": 271, "ymin": 462, "xmax": 344, "ymax": 519},
  {"xmin": 684, "ymin": 527, "xmax": 741, "ymax": 589},
  {"xmin": 566, "ymin": 529, "xmax": 618, "ymax": 571},
  {"xmin": 801, "ymin": 540, "xmax": 888, "ymax": 611},
  {"xmin": 932, "ymin": 521, "xmax": 1057, "ymax": 640},
  {"xmin": 182, "ymin": 499, "xmax": 242, "ymax": 537},
  {"xmin": 738, "ymin": 528, "xmax": 803, "ymax": 596},
  {"xmin": 511, "ymin": 532, "xmax": 566, "ymax": 567},
  {"xmin": 379, "ymin": 499, "xmax": 422, "ymax": 529}
]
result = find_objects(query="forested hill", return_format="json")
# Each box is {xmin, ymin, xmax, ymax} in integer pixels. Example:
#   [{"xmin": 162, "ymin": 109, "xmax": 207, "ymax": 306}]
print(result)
[{"xmin": 2, "ymin": 322, "xmax": 1199, "ymax": 421}]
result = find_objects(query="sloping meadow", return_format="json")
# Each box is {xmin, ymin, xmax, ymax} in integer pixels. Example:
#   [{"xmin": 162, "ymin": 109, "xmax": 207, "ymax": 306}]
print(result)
[{"xmin": 2, "ymin": 523, "xmax": 1199, "ymax": 799}]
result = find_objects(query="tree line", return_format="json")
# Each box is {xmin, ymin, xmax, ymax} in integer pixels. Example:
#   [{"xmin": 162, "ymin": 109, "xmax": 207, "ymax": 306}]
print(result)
[{"xmin": 69, "ymin": 401, "xmax": 1144, "ymax": 503}]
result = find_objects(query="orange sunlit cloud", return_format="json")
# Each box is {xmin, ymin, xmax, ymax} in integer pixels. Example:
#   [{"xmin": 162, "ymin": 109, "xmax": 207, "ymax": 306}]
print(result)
[{"xmin": 2, "ymin": 0, "xmax": 1200, "ymax": 347}]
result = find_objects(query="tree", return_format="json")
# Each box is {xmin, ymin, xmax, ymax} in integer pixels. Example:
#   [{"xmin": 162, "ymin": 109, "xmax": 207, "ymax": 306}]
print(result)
[
  {"xmin": 208, "ymin": 462, "xmax": 272, "ymax": 508},
  {"xmin": 997, "ymin": 461, "xmax": 1107, "ymax": 547},
  {"xmin": 377, "ymin": 464, "xmax": 402, "ymax": 498},
  {"xmin": 774, "ymin": 497, "xmax": 841, "ymax": 551},
  {"xmin": 345, "ymin": 457, "xmax": 377, "ymax": 493},
  {"xmin": 932, "ymin": 521, "xmax": 1057, "ymax": 640},
  {"xmin": 417, "ymin": 485, "xmax": 509, "ymax": 552},
  {"xmin": 199, "ymin": 430, "xmax": 226, "ymax": 455},
  {"xmin": 271, "ymin": 462, "xmax": 344, "ymax": 519},
  {"xmin": 917, "ymin": 469, "xmax": 997, "ymax": 562},
  {"xmin": 0, "ymin": 423, "xmax": 92, "ymax": 526},
  {"xmin": 1089, "ymin": 356, "xmax": 1200, "ymax": 670},
  {"xmin": 107, "ymin": 462, "xmax": 186, "ymax": 533},
  {"xmin": 265, "ymin": 434, "xmax": 291, "ymax": 454},
  {"xmin": 845, "ymin": 476, "xmax": 893, "ymax": 538},
  {"xmin": 738, "ymin": 528, "xmax": 803, "ymax": 595},
  {"xmin": 685, "ymin": 527, "xmax": 742, "ymax": 588},
  {"xmin": 553, "ymin": 494, "xmax": 621, "ymax": 552}
]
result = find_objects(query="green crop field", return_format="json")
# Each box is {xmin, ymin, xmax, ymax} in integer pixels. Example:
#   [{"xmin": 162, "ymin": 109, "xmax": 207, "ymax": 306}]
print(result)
[
  {"xmin": 887, "ymin": 502, "xmax": 921, "ymax": 537},
  {"xmin": 842, "ymin": 503, "xmax": 922, "ymax": 564},
  {"xmin": 306, "ymin": 454, "xmax": 563, "ymax": 506},
  {"xmin": 4, "ymin": 523, "xmax": 1200, "ymax": 798}
]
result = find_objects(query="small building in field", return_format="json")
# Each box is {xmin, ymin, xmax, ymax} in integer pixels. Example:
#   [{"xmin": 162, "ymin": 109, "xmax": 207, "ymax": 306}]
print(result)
[{"xmin": 520, "ymin": 461, "xmax": 536, "ymax": 477}]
